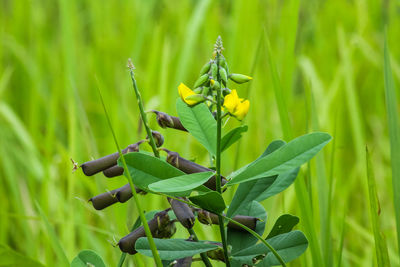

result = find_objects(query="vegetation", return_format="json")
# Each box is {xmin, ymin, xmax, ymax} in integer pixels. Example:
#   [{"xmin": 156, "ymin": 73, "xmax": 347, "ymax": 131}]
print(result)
[{"xmin": 0, "ymin": 0, "xmax": 399, "ymax": 266}]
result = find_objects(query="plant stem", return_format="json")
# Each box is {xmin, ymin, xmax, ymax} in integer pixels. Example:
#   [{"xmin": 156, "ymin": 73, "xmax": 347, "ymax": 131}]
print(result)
[
  {"xmin": 128, "ymin": 60, "xmax": 160, "ymax": 158},
  {"xmin": 164, "ymin": 194, "xmax": 286, "ymax": 266},
  {"xmin": 96, "ymin": 79, "xmax": 163, "ymax": 267},
  {"xmin": 188, "ymin": 228, "xmax": 213, "ymax": 267},
  {"xmin": 215, "ymin": 47, "xmax": 230, "ymax": 267}
]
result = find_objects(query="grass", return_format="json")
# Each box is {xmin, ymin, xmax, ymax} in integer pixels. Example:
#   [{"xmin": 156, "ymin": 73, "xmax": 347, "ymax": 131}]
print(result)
[{"xmin": 1, "ymin": 0, "xmax": 400, "ymax": 266}]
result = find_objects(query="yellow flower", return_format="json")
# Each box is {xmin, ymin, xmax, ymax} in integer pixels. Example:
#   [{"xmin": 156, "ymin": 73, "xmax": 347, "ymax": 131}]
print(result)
[
  {"xmin": 178, "ymin": 83, "xmax": 200, "ymax": 106},
  {"xmin": 223, "ymin": 89, "xmax": 250, "ymax": 120}
]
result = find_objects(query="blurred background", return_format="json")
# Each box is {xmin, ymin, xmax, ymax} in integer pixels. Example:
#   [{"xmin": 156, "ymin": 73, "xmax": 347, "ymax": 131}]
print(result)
[{"xmin": 1, "ymin": 0, "xmax": 400, "ymax": 266}]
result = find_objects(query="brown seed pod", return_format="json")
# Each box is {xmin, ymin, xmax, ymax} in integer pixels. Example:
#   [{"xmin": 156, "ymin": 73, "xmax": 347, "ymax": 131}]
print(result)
[
  {"xmin": 147, "ymin": 130, "xmax": 164, "ymax": 147},
  {"xmin": 89, "ymin": 184, "xmax": 143, "ymax": 210},
  {"xmin": 81, "ymin": 141, "xmax": 143, "ymax": 176},
  {"xmin": 150, "ymin": 110, "xmax": 187, "ymax": 132},
  {"xmin": 102, "ymin": 165, "xmax": 124, "ymax": 177},
  {"xmin": 168, "ymin": 197, "xmax": 195, "ymax": 229},
  {"xmin": 163, "ymin": 149, "xmax": 227, "ymax": 190},
  {"xmin": 197, "ymin": 210, "xmax": 258, "ymax": 231},
  {"xmin": 118, "ymin": 209, "xmax": 172, "ymax": 254}
]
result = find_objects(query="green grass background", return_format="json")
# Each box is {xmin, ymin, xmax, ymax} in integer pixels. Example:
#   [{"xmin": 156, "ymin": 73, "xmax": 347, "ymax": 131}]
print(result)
[{"xmin": 1, "ymin": 0, "xmax": 400, "ymax": 266}]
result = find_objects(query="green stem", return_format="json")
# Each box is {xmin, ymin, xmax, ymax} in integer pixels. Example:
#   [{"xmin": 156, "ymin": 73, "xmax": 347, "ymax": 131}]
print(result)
[
  {"xmin": 215, "ymin": 48, "xmax": 231, "ymax": 267},
  {"xmin": 188, "ymin": 228, "xmax": 213, "ymax": 267},
  {"xmin": 95, "ymin": 79, "xmax": 163, "ymax": 267},
  {"xmin": 163, "ymin": 194, "xmax": 286, "ymax": 266},
  {"xmin": 128, "ymin": 60, "xmax": 160, "ymax": 158}
]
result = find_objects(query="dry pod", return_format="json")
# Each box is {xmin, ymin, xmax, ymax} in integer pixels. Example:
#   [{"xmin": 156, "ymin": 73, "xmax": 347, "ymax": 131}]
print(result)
[
  {"xmin": 163, "ymin": 149, "xmax": 227, "ymax": 190},
  {"xmin": 168, "ymin": 197, "xmax": 195, "ymax": 229},
  {"xmin": 150, "ymin": 110, "xmax": 187, "ymax": 132},
  {"xmin": 118, "ymin": 209, "xmax": 172, "ymax": 254},
  {"xmin": 197, "ymin": 210, "xmax": 258, "ymax": 231},
  {"xmin": 81, "ymin": 141, "xmax": 142, "ymax": 176},
  {"xmin": 147, "ymin": 130, "xmax": 164, "ymax": 147},
  {"xmin": 89, "ymin": 184, "xmax": 142, "ymax": 210}
]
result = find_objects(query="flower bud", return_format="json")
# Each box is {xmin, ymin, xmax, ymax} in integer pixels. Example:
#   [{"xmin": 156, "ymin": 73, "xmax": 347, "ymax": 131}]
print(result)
[
  {"xmin": 150, "ymin": 110, "xmax": 187, "ymax": 132},
  {"xmin": 168, "ymin": 197, "xmax": 195, "ymax": 229},
  {"xmin": 199, "ymin": 61, "xmax": 212, "ymax": 75},
  {"xmin": 193, "ymin": 74, "xmax": 209, "ymax": 89},
  {"xmin": 193, "ymin": 87, "xmax": 202, "ymax": 94},
  {"xmin": 184, "ymin": 94, "xmax": 206, "ymax": 104},
  {"xmin": 229, "ymin": 73, "xmax": 253, "ymax": 84},
  {"xmin": 220, "ymin": 57, "xmax": 228, "ymax": 72},
  {"xmin": 211, "ymin": 63, "xmax": 218, "ymax": 79},
  {"xmin": 147, "ymin": 131, "xmax": 164, "ymax": 147},
  {"xmin": 219, "ymin": 67, "xmax": 228, "ymax": 85},
  {"xmin": 211, "ymin": 80, "xmax": 221, "ymax": 91},
  {"xmin": 202, "ymin": 86, "xmax": 210, "ymax": 96}
]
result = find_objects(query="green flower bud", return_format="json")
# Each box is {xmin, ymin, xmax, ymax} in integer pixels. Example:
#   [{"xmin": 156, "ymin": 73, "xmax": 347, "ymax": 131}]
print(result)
[
  {"xmin": 193, "ymin": 87, "xmax": 202, "ymax": 94},
  {"xmin": 219, "ymin": 67, "xmax": 228, "ymax": 85},
  {"xmin": 202, "ymin": 86, "xmax": 210, "ymax": 96},
  {"xmin": 184, "ymin": 94, "xmax": 206, "ymax": 104},
  {"xmin": 222, "ymin": 88, "xmax": 231, "ymax": 97},
  {"xmin": 199, "ymin": 60, "xmax": 212, "ymax": 75},
  {"xmin": 220, "ymin": 56, "xmax": 228, "ymax": 71},
  {"xmin": 211, "ymin": 63, "xmax": 218, "ymax": 79},
  {"xmin": 211, "ymin": 80, "xmax": 221, "ymax": 90},
  {"xmin": 193, "ymin": 74, "xmax": 209, "ymax": 88},
  {"xmin": 229, "ymin": 73, "xmax": 253, "ymax": 84}
]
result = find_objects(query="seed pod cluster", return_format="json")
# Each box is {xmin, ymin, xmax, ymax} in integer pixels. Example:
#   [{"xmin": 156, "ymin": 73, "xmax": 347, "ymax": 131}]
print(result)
[
  {"xmin": 80, "ymin": 141, "xmax": 144, "ymax": 176},
  {"xmin": 118, "ymin": 209, "xmax": 175, "ymax": 254},
  {"xmin": 89, "ymin": 184, "xmax": 143, "ymax": 210}
]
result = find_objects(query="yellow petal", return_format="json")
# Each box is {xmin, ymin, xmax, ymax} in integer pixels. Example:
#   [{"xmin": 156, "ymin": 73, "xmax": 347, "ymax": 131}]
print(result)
[
  {"xmin": 233, "ymin": 100, "xmax": 250, "ymax": 120},
  {"xmin": 223, "ymin": 89, "xmax": 240, "ymax": 114},
  {"xmin": 178, "ymin": 83, "xmax": 198, "ymax": 105}
]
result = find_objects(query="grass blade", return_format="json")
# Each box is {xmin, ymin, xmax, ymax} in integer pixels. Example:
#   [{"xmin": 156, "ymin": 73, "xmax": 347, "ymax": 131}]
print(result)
[
  {"xmin": 366, "ymin": 147, "xmax": 391, "ymax": 266},
  {"xmin": 35, "ymin": 201, "xmax": 70, "ymax": 266},
  {"xmin": 383, "ymin": 35, "xmax": 400, "ymax": 258}
]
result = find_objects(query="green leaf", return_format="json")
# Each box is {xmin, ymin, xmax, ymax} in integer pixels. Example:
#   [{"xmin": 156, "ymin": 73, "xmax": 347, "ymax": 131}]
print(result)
[
  {"xmin": 189, "ymin": 191, "xmax": 226, "ymax": 213},
  {"xmin": 228, "ymin": 140, "xmax": 299, "ymax": 217},
  {"xmin": 135, "ymin": 238, "xmax": 219, "ymax": 260},
  {"xmin": 384, "ymin": 35, "xmax": 400, "ymax": 257},
  {"xmin": 176, "ymin": 99, "xmax": 217, "ymax": 155},
  {"xmin": 0, "ymin": 244, "xmax": 44, "ymax": 267},
  {"xmin": 232, "ymin": 230, "xmax": 308, "ymax": 266},
  {"xmin": 118, "ymin": 152, "xmax": 188, "ymax": 194},
  {"xmin": 221, "ymin": 125, "xmax": 248, "ymax": 152},
  {"xmin": 266, "ymin": 214, "xmax": 300, "ymax": 239},
  {"xmin": 148, "ymin": 171, "xmax": 214, "ymax": 194},
  {"xmin": 228, "ymin": 132, "xmax": 331, "ymax": 185},
  {"xmin": 71, "ymin": 250, "xmax": 106, "ymax": 267},
  {"xmin": 227, "ymin": 201, "xmax": 267, "ymax": 254}
]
